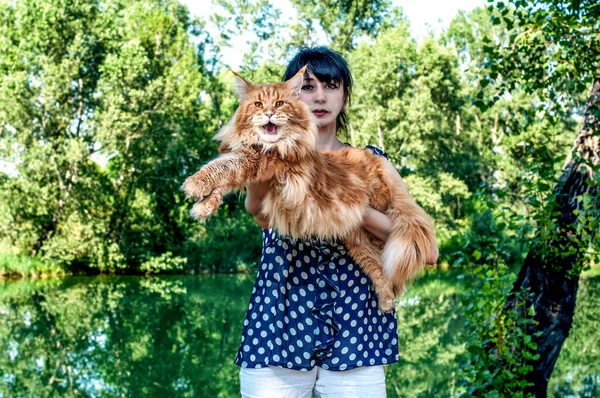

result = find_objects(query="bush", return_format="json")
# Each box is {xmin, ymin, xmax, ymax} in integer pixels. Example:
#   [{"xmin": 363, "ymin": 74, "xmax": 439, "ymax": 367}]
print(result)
[{"xmin": 0, "ymin": 253, "xmax": 65, "ymax": 278}]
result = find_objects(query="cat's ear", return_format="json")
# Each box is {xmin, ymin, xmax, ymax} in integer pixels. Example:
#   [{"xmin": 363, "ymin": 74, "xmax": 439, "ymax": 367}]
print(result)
[
  {"xmin": 286, "ymin": 65, "xmax": 308, "ymax": 97},
  {"xmin": 231, "ymin": 70, "xmax": 254, "ymax": 99}
]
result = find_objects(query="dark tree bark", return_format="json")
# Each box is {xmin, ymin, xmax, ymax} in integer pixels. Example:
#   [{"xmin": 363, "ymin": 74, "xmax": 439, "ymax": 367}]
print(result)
[{"xmin": 506, "ymin": 73, "xmax": 600, "ymax": 396}]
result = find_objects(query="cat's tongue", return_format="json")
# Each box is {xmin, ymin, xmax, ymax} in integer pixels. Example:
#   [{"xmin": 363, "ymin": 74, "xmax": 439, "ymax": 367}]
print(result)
[{"xmin": 263, "ymin": 122, "xmax": 278, "ymax": 135}]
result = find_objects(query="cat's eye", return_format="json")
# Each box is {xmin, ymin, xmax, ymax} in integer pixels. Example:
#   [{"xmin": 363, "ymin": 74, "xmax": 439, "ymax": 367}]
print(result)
[
  {"xmin": 275, "ymin": 101, "xmax": 284, "ymax": 107},
  {"xmin": 254, "ymin": 102, "xmax": 263, "ymax": 108}
]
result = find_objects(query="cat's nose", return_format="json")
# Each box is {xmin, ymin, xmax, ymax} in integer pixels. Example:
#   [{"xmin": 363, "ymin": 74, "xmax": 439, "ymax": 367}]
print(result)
[{"xmin": 265, "ymin": 112, "xmax": 274, "ymax": 118}]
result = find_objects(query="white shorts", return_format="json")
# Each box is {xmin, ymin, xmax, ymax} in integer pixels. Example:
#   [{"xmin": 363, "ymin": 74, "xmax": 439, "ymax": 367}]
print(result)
[{"xmin": 239, "ymin": 365, "xmax": 386, "ymax": 398}]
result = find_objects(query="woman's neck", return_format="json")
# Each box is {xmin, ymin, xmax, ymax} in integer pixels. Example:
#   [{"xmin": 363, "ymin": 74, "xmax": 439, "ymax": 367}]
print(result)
[{"xmin": 315, "ymin": 123, "xmax": 345, "ymax": 152}]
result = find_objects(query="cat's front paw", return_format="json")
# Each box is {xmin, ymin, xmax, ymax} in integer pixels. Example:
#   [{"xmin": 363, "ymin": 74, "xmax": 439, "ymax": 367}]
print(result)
[
  {"xmin": 376, "ymin": 282, "xmax": 396, "ymax": 313},
  {"xmin": 190, "ymin": 191, "xmax": 224, "ymax": 221},
  {"xmin": 181, "ymin": 171, "xmax": 215, "ymax": 200}
]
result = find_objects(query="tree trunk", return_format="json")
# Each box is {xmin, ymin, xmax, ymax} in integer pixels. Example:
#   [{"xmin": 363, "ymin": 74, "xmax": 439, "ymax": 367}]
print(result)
[
  {"xmin": 31, "ymin": 156, "xmax": 77, "ymax": 255},
  {"xmin": 506, "ymin": 73, "xmax": 600, "ymax": 395}
]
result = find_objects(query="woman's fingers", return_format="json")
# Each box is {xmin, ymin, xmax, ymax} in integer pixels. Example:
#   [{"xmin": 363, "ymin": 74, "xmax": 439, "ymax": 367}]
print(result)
[{"xmin": 260, "ymin": 154, "xmax": 276, "ymax": 181}]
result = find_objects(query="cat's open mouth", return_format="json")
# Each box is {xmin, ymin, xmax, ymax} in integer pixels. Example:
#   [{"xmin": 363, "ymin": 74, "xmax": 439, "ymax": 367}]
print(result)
[{"xmin": 262, "ymin": 122, "xmax": 278, "ymax": 135}]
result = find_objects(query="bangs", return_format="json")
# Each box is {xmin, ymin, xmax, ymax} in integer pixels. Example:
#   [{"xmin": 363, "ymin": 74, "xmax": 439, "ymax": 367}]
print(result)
[{"xmin": 306, "ymin": 58, "xmax": 344, "ymax": 85}]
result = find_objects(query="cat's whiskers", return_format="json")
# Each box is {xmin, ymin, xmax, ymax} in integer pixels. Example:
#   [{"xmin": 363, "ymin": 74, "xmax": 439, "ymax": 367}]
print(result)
[
  {"xmin": 252, "ymin": 115, "xmax": 269, "ymax": 125},
  {"xmin": 272, "ymin": 114, "xmax": 288, "ymax": 125}
]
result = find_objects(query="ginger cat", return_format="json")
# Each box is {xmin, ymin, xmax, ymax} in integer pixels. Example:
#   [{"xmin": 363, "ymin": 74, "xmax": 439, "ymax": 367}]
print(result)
[{"xmin": 182, "ymin": 66, "xmax": 435, "ymax": 312}]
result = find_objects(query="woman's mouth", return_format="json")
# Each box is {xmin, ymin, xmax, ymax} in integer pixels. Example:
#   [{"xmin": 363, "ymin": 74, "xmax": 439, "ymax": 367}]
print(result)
[
  {"xmin": 312, "ymin": 109, "xmax": 329, "ymax": 117},
  {"xmin": 262, "ymin": 122, "xmax": 278, "ymax": 135}
]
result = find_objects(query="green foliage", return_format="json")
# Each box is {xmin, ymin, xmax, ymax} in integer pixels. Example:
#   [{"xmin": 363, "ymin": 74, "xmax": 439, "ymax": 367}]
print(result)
[
  {"xmin": 140, "ymin": 251, "xmax": 187, "ymax": 274},
  {"xmin": 457, "ymin": 253, "xmax": 538, "ymax": 396},
  {"xmin": 182, "ymin": 203, "xmax": 263, "ymax": 274},
  {"xmin": 452, "ymin": 0, "xmax": 600, "ymax": 393},
  {"xmin": 451, "ymin": 186, "xmax": 541, "ymax": 394},
  {"xmin": 386, "ymin": 270, "xmax": 466, "ymax": 396},
  {"xmin": 550, "ymin": 274, "xmax": 600, "ymax": 395},
  {"xmin": 0, "ymin": 252, "xmax": 64, "ymax": 278},
  {"xmin": 288, "ymin": 0, "xmax": 395, "ymax": 53},
  {"xmin": 477, "ymin": 0, "xmax": 599, "ymax": 112},
  {"xmin": 444, "ymin": 207, "xmax": 524, "ymax": 268},
  {"xmin": 0, "ymin": 0, "xmax": 263, "ymax": 274}
]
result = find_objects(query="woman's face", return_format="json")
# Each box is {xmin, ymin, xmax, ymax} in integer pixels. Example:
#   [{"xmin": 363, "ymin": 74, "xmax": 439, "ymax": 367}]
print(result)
[{"xmin": 299, "ymin": 71, "xmax": 346, "ymax": 131}]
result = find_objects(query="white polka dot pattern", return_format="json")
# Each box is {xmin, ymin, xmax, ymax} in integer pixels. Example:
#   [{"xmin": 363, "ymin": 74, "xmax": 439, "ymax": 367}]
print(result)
[{"xmin": 235, "ymin": 227, "xmax": 400, "ymax": 371}]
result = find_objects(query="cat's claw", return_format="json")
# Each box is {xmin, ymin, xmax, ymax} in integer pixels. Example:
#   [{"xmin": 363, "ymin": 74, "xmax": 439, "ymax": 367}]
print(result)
[
  {"xmin": 190, "ymin": 192, "xmax": 223, "ymax": 221},
  {"xmin": 190, "ymin": 201, "xmax": 214, "ymax": 221}
]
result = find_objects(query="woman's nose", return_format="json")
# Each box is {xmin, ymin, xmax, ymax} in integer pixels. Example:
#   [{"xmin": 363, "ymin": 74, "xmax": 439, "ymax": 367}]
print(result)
[{"xmin": 314, "ymin": 85, "xmax": 326, "ymax": 103}]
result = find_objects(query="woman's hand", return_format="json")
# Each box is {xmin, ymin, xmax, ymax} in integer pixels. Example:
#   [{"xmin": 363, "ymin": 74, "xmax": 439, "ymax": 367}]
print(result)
[
  {"xmin": 362, "ymin": 205, "xmax": 439, "ymax": 264},
  {"xmin": 361, "ymin": 158, "xmax": 439, "ymax": 265},
  {"xmin": 258, "ymin": 152, "xmax": 276, "ymax": 182},
  {"xmin": 245, "ymin": 153, "xmax": 275, "ymax": 228},
  {"xmin": 361, "ymin": 205, "xmax": 393, "ymax": 242}
]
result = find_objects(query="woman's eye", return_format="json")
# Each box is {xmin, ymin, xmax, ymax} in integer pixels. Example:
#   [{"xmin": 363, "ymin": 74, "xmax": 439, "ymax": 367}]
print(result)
[
  {"xmin": 275, "ymin": 101, "xmax": 284, "ymax": 107},
  {"xmin": 326, "ymin": 83, "xmax": 338, "ymax": 89},
  {"xmin": 255, "ymin": 102, "xmax": 263, "ymax": 108},
  {"xmin": 301, "ymin": 85, "xmax": 313, "ymax": 91}
]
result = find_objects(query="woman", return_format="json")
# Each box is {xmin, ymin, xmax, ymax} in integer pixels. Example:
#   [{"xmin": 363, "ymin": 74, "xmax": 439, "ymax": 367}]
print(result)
[{"xmin": 236, "ymin": 46, "xmax": 439, "ymax": 397}]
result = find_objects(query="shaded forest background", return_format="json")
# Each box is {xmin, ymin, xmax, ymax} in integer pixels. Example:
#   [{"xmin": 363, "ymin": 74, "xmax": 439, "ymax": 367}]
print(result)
[{"xmin": 1, "ymin": 0, "xmax": 591, "ymax": 276}]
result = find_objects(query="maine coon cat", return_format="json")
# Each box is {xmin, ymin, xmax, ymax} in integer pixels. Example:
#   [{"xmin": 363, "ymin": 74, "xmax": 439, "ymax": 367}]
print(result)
[{"xmin": 182, "ymin": 66, "xmax": 435, "ymax": 312}]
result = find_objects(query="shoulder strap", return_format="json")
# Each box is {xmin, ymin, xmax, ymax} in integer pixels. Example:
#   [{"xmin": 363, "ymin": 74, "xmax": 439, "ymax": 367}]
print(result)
[{"xmin": 365, "ymin": 145, "xmax": 389, "ymax": 159}]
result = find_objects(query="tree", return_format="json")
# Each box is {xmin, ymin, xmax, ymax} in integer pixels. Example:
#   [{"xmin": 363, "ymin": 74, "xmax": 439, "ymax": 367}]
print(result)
[
  {"xmin": 0, "ymin": 0, "xmax": 217, "ymax": 270},
  {"xmin": 472, "ymin": 0, "xmax": 600, "ymax": 394},
  {"xmin": 350, "ymin": 20, "xmax": 490, "ymax": 240},
  {"xmin": 287, "ymin": 0, "xmax": 394, "ymax": 53}
]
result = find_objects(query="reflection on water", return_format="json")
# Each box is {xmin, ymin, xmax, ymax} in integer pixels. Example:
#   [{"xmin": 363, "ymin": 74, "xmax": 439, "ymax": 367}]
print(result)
[
  {"xmin": 0, "ymin": 275, "xmax": 251, "ymax": 398},
  {"xmin": 0, "ymin": 274, "xmax": 597, "ymax": 397}
]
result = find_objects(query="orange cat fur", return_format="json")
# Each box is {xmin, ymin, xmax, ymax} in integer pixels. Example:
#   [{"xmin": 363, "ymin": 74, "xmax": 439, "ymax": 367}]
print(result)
[{"xmin": 182, "ymin": 66, "xmax": 436, "ymax": 312}]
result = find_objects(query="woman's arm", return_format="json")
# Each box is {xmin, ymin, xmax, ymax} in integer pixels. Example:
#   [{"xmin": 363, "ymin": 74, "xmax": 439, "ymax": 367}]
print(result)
[
  {"xmin": 244, "ymin": 154, "xmax": 275, "ymax": 229},
  {"xmin": 361, "ymin": 159, "xmax": 439, "ymax": 265},
  {"xmin": 245, "ymin": 180, "xmax": 270, "ymax": 229}
]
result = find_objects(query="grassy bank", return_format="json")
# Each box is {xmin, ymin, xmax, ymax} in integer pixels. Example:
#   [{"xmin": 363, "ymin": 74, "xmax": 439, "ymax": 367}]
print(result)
[
  {"xmin": 0, "ymin": 253, "xmax": 66, "ymax": 278},
  {"xmin": 2, "ymin": 251, "xmax": 598, "ymax": 282}
]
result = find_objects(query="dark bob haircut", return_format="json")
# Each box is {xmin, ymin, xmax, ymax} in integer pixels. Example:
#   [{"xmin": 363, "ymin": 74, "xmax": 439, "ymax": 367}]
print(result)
[{"xmin": 283, "ymin": 46, "xmax": 353, "ymax": 135}]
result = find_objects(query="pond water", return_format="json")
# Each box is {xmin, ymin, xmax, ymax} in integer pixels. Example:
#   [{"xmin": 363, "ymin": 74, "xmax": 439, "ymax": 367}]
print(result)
[{"xmin": 0, "ymin": 272, "xmax": 597, "ymax": 397}]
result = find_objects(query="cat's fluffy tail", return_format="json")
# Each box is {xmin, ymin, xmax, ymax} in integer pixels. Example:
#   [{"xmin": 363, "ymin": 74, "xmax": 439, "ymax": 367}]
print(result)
[{"xmin": 382, "ymin": 191, "xmax": 436, "ymax": 294}]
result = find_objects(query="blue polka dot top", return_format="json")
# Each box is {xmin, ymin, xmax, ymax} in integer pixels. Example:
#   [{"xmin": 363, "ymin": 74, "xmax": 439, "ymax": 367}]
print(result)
[{"xmin": 235, "ymin": 146, "xmax": 400, "ymax": 371}]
